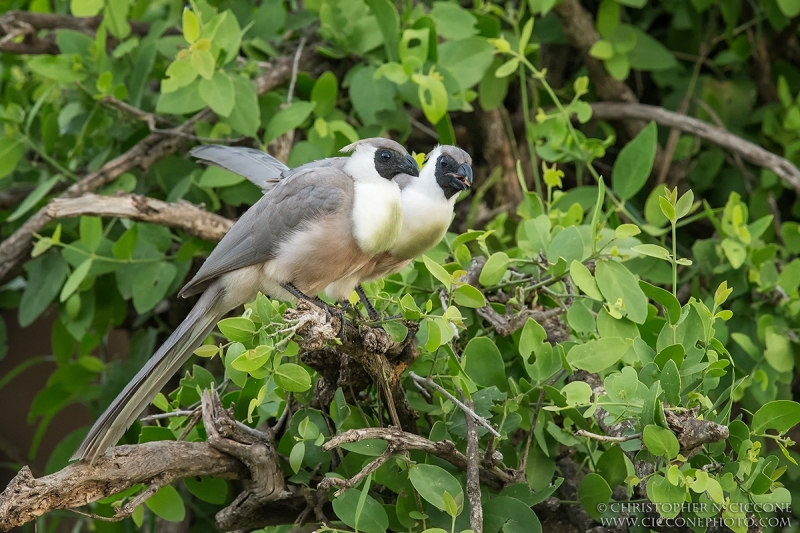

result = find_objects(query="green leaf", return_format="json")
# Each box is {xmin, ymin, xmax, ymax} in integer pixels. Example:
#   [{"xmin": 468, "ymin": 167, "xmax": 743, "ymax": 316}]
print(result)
[
  {"xmin": 430, "ymin": 2, "xmax": 477, "ymax": 40},
  {"xmin": 482, "ymin": 496, "xmax": 542, "ymax": 533},
  {"xmin": 20, "ymin": 253, "xmax": 69, "ymax": 327},
  {"xmin": 422, "ymin": 255, "xmax": 452, "ymax": 289},
  {"xmin": 71, "ymin": 0, "xmax": 104, "ymax": 17},
  {"xmin": 198, "ymin": 165, "xmax": 245, "ymax": 188},
  {"xmin": 566, "ymin": 337, "xmax": 632, "ymax": 373},
  {"xmin": 659, "ymin": 196, "xmax": 676, "ymax": 221},
  {"xmin": 132, "ymin": 262, "xmax": 178, "ymax": 314},
  {"xmin": 643, "ymin": 425, "xmax": 680, "ymax": 459},
  {"xmin": 638, "ymin": 281, "xmax": 680, "ymax": 324},
  {"xmin": 632, "ymin": 244, "xmax": 671, "ymax": 260},
  {"xmin": 184, "ymin": 476, "xmax": 228, "ymax": 504},
  {"xmin": 615, "ymin": 224, "xmax": 641, "ymax": 238},
  {"xmin": 199, "ymin": 70, "xmax": 235, "ymax": 117},
  {"xmin": 597, "ymin": 446, "xmax": 628, "ymax": 488},
  {"xmin": 646, "ymin": 474, "xmax": 686, "ymax": 519},
  {"xmin": 289, "ymin": 441, "xmax": 305, "ymax": 473},
  {"xmin": 112, "ymin": 224, "xmax": 138, "ymax": 260},
  {"xmin": 366, "ymin": 0, "xmax": 400, "ymax": 61},
  {"xmin": 589, "ymin": 40, "xmax": 614, "ymax": 60},
  {"xmin": 437, "ymin": 37, "xmax": 494, "ymax": 90},
  {"xmin": 264, "ymin": 101, "xmax": 316, "ymax": 144},
  {"xmin": 28, "ymin": 55, "xmax": 86, "ymax": 83},
  {"xmin": 183, "ymin": 8, "xmax": 200, "ymax": 44},
  {"xmin": 310, "ymin": 71, "xmax": 338, "ymax": 118},
  {"xmin": 778, "ymin": 0, "xmax": 800, "ymax": 16},
  {"xmin": 413, "ymin": 70, "xmax": 448, "ymax": 125},
  {"xmin": 227, "ymin": 75, "xmax": 260, "ymax": 136},
  {"xmin": 274, "ymin": 363, "xmax": 312, "ymax": 392},
  {"xmin": 0, "ymin": 137, "xmax": 23, "ymax": 180},
  {"xmin": 751, "ymin": 401, "xmax": 800, "ymax": 435},
  {"xmin": 627, "ymin": 28, "xmax": 677, "ymax": 71},
  {"xmin": 79, "ymin": 216, "xmax": 103, "ymax": 253},
  {"xmin": 721, "ymin": 238, "xmax": 746, "ymax": 269},
  {"xmin": 674, "ymin": 190, "xmax": 694, "ymax": 219},
  {"xmin": 661, "ymin": 359, "xmax": 681, "ymax": 406},
  {"xmin": 217, "ymin": 317, "xmax": 256, "ymax": 342},
  {"xmin": 570, "ymin": 260, "xmax": 603, "ymax": 300},
  {"xmin": 579, "ymin": 473, "xmax": 612, "ymax": 519},
  {"xmin": 765, "ymin": 329, "xmax": 794, "ymax": 373},
  {"xmin": 145, "ymin": 485, "xmax": 186, "ymax": 522},
  {"xmin": 383, "ymin": 321, "xmax": 409, "ymax": 342},
  {"xmin": 7, "ymin": 174, "xmax": 61, "ymax": 222},
  {"xmin": 594, "ymin": 260, "xmax": 649, "ymax": 324},
  {"xmin": 612, "ymin": 121, "xmax": 657, "ymax": 200},
  {"xmin": 495, "ymin": 58, "xmax": 520, "ymax": 78},
  {"xmin": 332, "ymin": 489, "xmax": 390, "ymax": 533},
  {"xmin": 103, "ymin": 0, "xmax": 131, "ymax": 39},
  {"xmin": 190, "ymin": 48, "xmax": 215, "ymax": 80},
  {"xmin": 480, "ymin": 58, "xmax": 511, "ymax": 109},
  {"xmin": 479, "ymin": 252, "xmax": 509, "ymax": 286},
  {"xmin": 547, "ymin": 226, "xmax": 584, "ymax": 265},
  {"xmin": 60, "ymin": 258, "xmax": 92, "ymax": 302},
  {"xmin": 453, "ymin": 284, "xmax": 486, "ymax": 308},
  {"xmin": 231, "ymin": 346, "xmax": 271, "ymax": 372},
  {"xmin": 409, "ymin": 464, "xmax": 464, "ymax": 513},
  {"xmin": 463, "ymin": 337, "xmax": 506, "ymax": 390}
]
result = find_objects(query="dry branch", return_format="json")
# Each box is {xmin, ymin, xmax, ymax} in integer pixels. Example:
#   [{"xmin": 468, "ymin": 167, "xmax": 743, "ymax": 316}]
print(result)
[
  {"xmin": 46, "ymin": 193, "xmax": 233, "ymax": 242},
  {"xmin": 0, "ymin": 442, "xmax": 246, "ymax": 531},
  {"xmin": 288, "ymin": 301, "xmax": 420, "ymax": 433},
  {"xmin": 323, "ymin": 427, "xmax": 515, "ymax": 490},
  {"xmin": 0, "ymin": 10, "xmax": 177, "ymax": 55},
  {"xmin": 0, "ymin": 49, "xmax": 316, "ymax": 283},
  {"xmin": 590, "ymin": 102, "xmax": 800, "ymax": 193}
]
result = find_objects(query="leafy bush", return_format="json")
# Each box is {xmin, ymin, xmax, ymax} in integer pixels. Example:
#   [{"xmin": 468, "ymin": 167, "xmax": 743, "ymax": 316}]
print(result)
[{"xmin": 2, "ymin": 0, "xmax": 800, "ymax": 532}]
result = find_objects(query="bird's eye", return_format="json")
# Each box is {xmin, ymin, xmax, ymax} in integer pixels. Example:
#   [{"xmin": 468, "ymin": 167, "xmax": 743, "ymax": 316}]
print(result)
[
  {"xmin": 440, "ymin": 158, "xmax": 449, "ymax": 168},
  {"xmin": 380, "ymin": 151, "xmax": 391, "ymax": 160}
]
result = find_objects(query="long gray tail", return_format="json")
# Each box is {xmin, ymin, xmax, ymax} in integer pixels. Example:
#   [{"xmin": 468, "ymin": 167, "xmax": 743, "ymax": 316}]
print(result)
[
  {"xmin": 72, "ymin": 283, "xmax": 226, "ymax": 463},
  {"xmin": 189, "ymin": 144, "xmax": 289, "ymax": 192}
]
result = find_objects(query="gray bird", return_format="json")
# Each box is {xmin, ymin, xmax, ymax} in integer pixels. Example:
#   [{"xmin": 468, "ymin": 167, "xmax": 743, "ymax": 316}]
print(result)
[
  {"xmin": 71, "ymin": 138, "xmax": 419, "ymax": 463},
  {"xmin": 192, "ymin": 144, "xmax": 473, "ymax": 318}
]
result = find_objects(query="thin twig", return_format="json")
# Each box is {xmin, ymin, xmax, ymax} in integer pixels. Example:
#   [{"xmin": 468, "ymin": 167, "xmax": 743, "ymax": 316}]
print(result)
[
  {"xmin": 409, "ymin": 115, "xmax": 439, "ymax": 140},
  {"xmin": 408, "ymin": 372, "xmax": 501, "ymax": 438},
  {"xmin": 286, "ymin": 37, "xmax": 307, "ymax": 106},
  {"xmin": 140, "ymin": 409, "xmax": 196, "ymax": 422},
  {"xmin": 575, "ymin": 429, "xmax": 642, "ymax": 442},
  {"xmin": 318, "ymin": 448, "xmax": 394, "ymax": 497}
]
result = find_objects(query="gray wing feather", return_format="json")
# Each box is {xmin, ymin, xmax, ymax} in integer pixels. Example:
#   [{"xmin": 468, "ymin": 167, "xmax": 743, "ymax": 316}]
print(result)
[
  {"xmin": 190, "ymin": 145, "xmax": 290, "ymax": 191},
  {"xmin": 179, "ymin": 166, "xmax": 353, "ymax": 297}
]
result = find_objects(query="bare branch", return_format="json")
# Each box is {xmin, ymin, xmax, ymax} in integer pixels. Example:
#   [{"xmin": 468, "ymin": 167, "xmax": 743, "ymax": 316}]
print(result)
[
  {"xmin": 590, "ymin": 102, "xmax": 800, "ymax": 194},
  {"xmin": 323, "ymin": 427, "xmax": 515, "ymax": 490},
  {"xmin": 0, "ymin": 49, "xmax": 317, "ymax": 282},
  {"xmin": 0, "ymin": 442, "xmax": 246, "ymax": 531},
  {"xmin": 45, "ymin": 193, "xmax": 233, "ymax": 242},
  {"xmin": 462, "ymin": 393, "xmax": 483, "ymax": 533},
  {"xmin": 575, "ymin": 429, "xmax": 642, "ymax": 443},
  {"xmin": 409, "ymin": 372, "xmax": 500, "ymax": 438},
  {"xmin": 0, "ymin": 10, "xmax": 178, "ymax": 55}
]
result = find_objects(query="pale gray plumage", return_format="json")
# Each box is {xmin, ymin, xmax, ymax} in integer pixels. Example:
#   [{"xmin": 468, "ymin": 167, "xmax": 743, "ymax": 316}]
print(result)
[
  {"xmin": 193, "ymin": 144, "xmax": 474, "ymax": 318},
  {"xmin": 72, "ymin": 138, "xmax": 417, "ymax": 463}
]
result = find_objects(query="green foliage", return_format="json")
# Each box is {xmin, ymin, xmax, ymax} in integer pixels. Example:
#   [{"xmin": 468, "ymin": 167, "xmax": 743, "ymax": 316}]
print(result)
[{"xmin": 3, "ymin": 0, "xmax": 800, "ymax": 531}]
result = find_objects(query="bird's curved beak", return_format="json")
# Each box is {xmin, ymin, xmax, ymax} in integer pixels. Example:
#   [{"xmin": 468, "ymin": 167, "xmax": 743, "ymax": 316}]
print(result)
[
  {"xmin": 449, "ymin": 163, "xmax": 473, "ymax": 191},
  {"xmin": 401, "ymin": 154, "xmax": 420, "ymax": 177}
]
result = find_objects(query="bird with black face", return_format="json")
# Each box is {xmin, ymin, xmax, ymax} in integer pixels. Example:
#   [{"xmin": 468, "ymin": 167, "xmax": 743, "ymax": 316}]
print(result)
[
  {"xmin": 71, "ymin": 138, "xmax": 419, "ymax": 463},
  {"xmin": 325, "ymin": 145, "xmax": 473, "ymax": 317}
]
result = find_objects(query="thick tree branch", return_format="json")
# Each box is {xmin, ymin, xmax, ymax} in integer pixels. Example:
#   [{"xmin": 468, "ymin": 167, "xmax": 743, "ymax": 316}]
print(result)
[
  {"xmin": 46, "ymin": 193, "xmax": 233, "ymax": 242},
  {"xmin": 0, "ymin": 49, "xmax": 317, "ymax": 283},
  {"xmin": 0, "ymin": 442, "xmax": 246, "ymax": 531},
  {"xmin": 590, "ymin": 102, "xmax": 800, "ymax": 193}
]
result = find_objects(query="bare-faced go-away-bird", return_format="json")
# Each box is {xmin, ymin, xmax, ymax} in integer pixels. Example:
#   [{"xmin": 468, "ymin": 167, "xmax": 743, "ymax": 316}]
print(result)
[
  {"xmin": 192, "ymin": 144, "xmax": 473, "ymax": 318},
  {"xmin": 71, "ymin": 138, "xmax": 419, "ymax": 463}
]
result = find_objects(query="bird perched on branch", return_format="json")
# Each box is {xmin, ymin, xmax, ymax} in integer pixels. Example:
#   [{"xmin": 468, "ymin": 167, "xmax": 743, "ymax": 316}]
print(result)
[
  {"xmin": 71, "ymin": 138, "xmax": 419, "ymax": 463},
  {"xmin": 192, "ymin": 144, "xmax": 473, "ymax": 318}
]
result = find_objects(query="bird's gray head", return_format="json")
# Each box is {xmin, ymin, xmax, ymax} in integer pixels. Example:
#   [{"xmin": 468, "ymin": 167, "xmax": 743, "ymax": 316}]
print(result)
[
  {"xmin": 341, "ymin": 138, "xmax": 420, "ymax": 180},
  {"xmin": 429, "ymin": 145, "xmax": 473, "ymax": 199}
]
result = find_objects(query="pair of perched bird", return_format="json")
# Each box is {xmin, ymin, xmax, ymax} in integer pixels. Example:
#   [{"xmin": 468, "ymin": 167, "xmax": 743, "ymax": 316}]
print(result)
[{"xmin": 72, "ymin": 138, "xmax": 473, "ymax": 463}]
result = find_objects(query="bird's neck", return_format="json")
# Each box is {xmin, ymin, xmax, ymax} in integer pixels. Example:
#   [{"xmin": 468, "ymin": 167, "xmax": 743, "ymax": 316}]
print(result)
[{"xmin": 390, "ymin": 187, "xmax": 454, "ymax": 259}]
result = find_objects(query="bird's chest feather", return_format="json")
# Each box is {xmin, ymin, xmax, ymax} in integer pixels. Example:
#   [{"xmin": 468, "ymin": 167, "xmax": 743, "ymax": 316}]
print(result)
[
  {"xmin": 351, "ymin": 180, "xmax": 402, "ymax": 255},
  {"xmin": 391, "ymin": 191, "xmax": 452, "ymax": 259}
]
